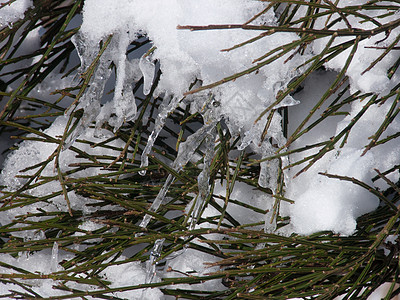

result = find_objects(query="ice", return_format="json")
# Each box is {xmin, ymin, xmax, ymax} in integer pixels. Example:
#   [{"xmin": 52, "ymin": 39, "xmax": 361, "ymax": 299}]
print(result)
[
  {"xmin": 140, "ymin": 122, "xmax": 218, "ymax": 282},
  {"xmin": 139, "ymin": 174, "xmax": 174, "ymax": 229},
  {"xmin": 1, "ymin": 0, "xmax": 400, "ymax": 297},
  {"xmin": 258, "ymin": 141, "xmax": 279, "ymax": 192},
  {"xmin": 273, "ymin": 95, "xmax": 300, "ymax": 109},
  {"xmin": 109, "ymin": 33, "xmax": 138, "ymax": 130},
  {"xmin": 139, "ymin": 53, "xmax": 156, "ymax": 96},
  {"xmin": 65, "ymin": 34, "xmax": 110, "ymax": 147},
  {"xmin": 69, "ymin": 2, "xmax": 305, "ymax": 244},
  {"xmin": 145, "ymin": 238, "xmax": 165, "ymax": 284},
  {"xmin": 139, "ymin": 96, "xmax": 181, "ymax": 175},
  {"xmin": 139, "ymin": 121, "xmax": 218, "ymax": 228},
  {"xmin": 0, "ymin": 0, "xmax": 32, "ymax": 28},
  {"xmin": 50, "ymin": 231, "xmax": 61, "ymax": 273},
  {"xmin": 190, "ymin": 128, "xmax": 216, "ymax": 229},
  {"xmin": 70, "ymin": 0, "xmax": 302, "ymax": 151}
]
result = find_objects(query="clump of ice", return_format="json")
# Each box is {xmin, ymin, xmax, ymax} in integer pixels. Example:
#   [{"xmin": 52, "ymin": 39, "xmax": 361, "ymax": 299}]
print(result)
[{"xmin": 0, "ymin": 0, "xmax": 32, "ymax": 28}]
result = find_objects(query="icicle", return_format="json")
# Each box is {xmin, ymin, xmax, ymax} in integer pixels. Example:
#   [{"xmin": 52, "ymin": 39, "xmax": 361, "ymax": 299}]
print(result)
[
  {"xmin": 102, "ymin": 33, "xmax": 137, "ymax": 132},
  {"xmin": 139, "ymin": 53, "xmax": 156, "ymax": 96},
  {"xmin": 50, "ymin": 231, "xmax": 62, "ymax": 273},
  {"xmin": 238, "ymin": 113, "xmax": 268, "ymax": 151},
  {"xmin": 71, "ymin": 32, "xmax": 97, "ymax": 74},
  {"xmin": 139, "ymin": 174, "xmax": 174, "ymax": 229},
  {"xmin": 139, "ymin": 107, "xmax": 219, "ymax": 288},
  {"xmin": 258, "ymin": 142, "xmax": 279, "ymax": 190},
  {"xmin": 67, "ymin": 31, "xmax": 139, "ymax": 146},
  {"xmin": 139, "ymin": 121, "xmax": 218, "ymax": 229},
  {"xmin": 173, "ymin": 121, "xmax": 217, "ymax": 171},
  {"xmin": 145, "ymin": 238, "xmax": 165, "ymax": 284},
  {"xmin": 189, "ymin": 127, "xmax": 216, "ymax": 230},
  {"xmin": 139, "ymin": 96, "xmax": 180, "ymax": 175},
  {"xmin": 64, "ymin": 36, "xmax": 114, "ymax": 148}
]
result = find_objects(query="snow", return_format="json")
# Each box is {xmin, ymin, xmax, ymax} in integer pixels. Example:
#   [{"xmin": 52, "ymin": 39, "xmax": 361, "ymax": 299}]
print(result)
[
  {"xmin": 0, "ymin": 0, "xmax": 32, "ymax": 28},
  {"xmin": 283, "ymin": 74, "xmax": 400, "ymax": 235},
  {"xmin": 0, "ymin": 115, "xmax": 125, "ymax": 228},
  {"xmin": 312, "ymin": 1, "xmax": 400, "ymax": 95},
  {"xmin": 0, "ymin": 251, "xmax": 73, "ymax": 298},
  {"xmin": 0, "ymin": 0, "xmax": 399, "ymax": 298},
  {"xmin": 100, "ymin": 258, "xmax": 163, "ymax": 299}
]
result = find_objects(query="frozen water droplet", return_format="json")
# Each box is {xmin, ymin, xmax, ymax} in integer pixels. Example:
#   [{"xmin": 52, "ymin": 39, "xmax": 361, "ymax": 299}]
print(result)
[{"xmin": 139, "ymin": 169, "xmax": 146, "ymax": 176}]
